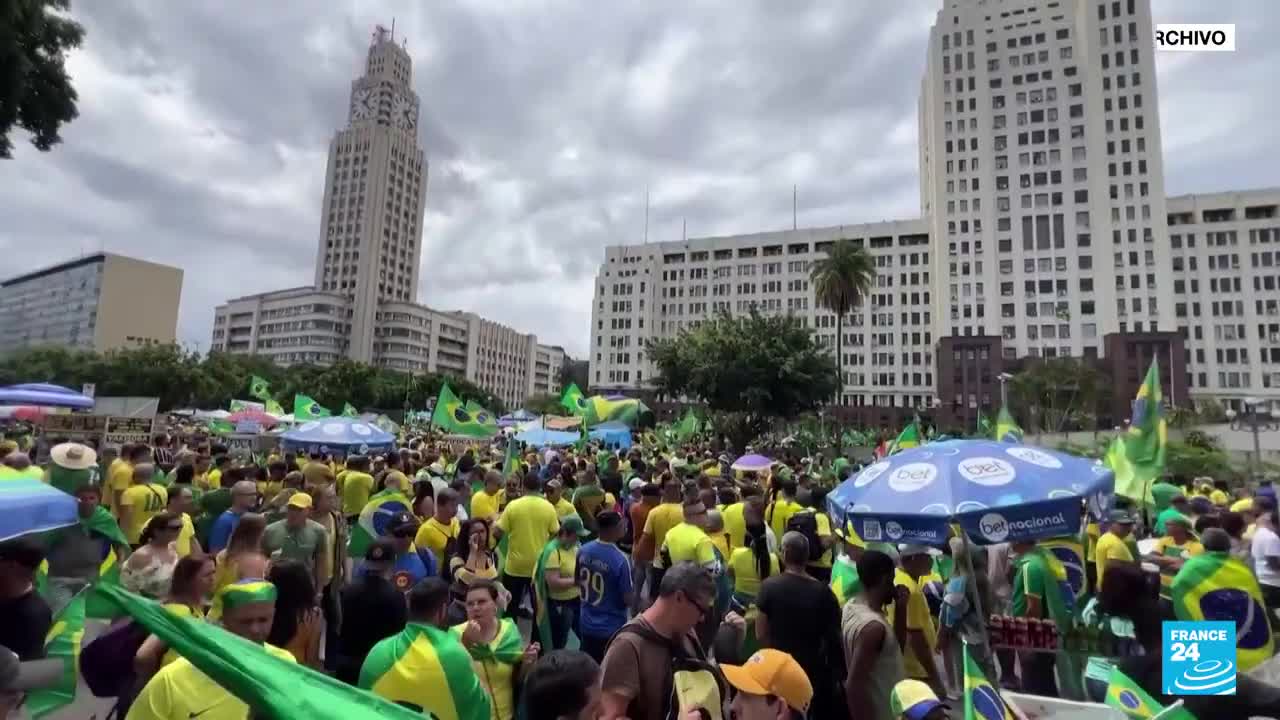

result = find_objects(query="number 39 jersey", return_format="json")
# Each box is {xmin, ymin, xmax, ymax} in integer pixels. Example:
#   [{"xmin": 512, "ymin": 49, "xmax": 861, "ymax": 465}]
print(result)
[{"xmin": 576, "ymin": 539, "xmax": 633, "ymax": 639}]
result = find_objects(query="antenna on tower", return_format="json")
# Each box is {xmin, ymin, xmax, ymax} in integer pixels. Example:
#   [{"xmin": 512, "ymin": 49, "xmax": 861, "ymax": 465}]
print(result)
[
  {"xmin": 643, "ymin": 187, "xmax": 650, "ymax": 245},
  {"xmin": 682, "ymin": 217, "xmax": 687, "ymax": 242},
  {"xmin": 390, "ymin": 17, "xmax": 395, "ymax": 41}
]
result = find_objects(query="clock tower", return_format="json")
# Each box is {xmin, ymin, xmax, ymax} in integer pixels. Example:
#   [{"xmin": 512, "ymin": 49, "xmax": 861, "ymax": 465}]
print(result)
[{"xmin": 315, "ymin": 24, "xmax": 429, "ymax": 363}]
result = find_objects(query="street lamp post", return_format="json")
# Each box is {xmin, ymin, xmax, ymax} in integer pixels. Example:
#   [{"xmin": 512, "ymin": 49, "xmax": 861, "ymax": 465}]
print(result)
[
  {"xmin": 1226, "ymin": 398, "xmax": 1280, "ymax": 479},
  {"xmin": 997, "ymin": 372, "xmax": 1013, "ymax": 408}
]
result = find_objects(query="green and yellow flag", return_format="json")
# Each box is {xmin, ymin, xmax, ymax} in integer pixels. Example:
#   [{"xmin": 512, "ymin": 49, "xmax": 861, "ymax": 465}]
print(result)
[
  {"xmin": 560, "ymin": 382, "xmax": 587, "ymax": 415},
  {"xmin": 294, "ymin": 394, "xmax": 332, "ymax": 421},
  {"xmin": 674, "ymin": 408, "xmax": 701, "ymax": 443},
  {"xmin": 1104, "ymin": 664, "xmax": 1196, "ymax": 719},
  {"xmin": 963, "ymin": 642, "xmax": 1015, "ymax": 720},
  {"xmin": 342, "ymin": 402, "xmax": 359, "ymax": 418},
  {"xmin": 359, "ymin": 622, "xmax": 491, "ymax": 720},
  {"xmin": 995, "ymin": 406, "xmax": 1023, "ymax": 443},
  {"xmin": 24, "ymin": 591, "xmax": 86, "ymax": 718},
  {"xmin": 85, "ymin": 548, "xmax": 123, "ymax": 620},
  {"xmin": 1172, "ymin": 550, "xmax": 1274, "ymax": 671},
  {"xmin": 829, "ymin": 557, "xmax": 861, "ymax": 606},
  {"xmin": 431, "ymin": 383, "xmax": 498, "ymax": 438},
  {"xmin": 95, "ymin": 584, "xmax": 426, "ymax": 720},
  {"xmin": 532, "ymin": 539, "xmax": 560, "ymax": 649},
  {"xmin": 502, "ymin": 437, "xmax": 521, "ymax": 479},
  {"xmin": 248, "ymin": 375, "xmax": 273, "ymax": 403},
  {"xmin": 464, "ymin": 400, "xmax": 499, "ymax": 433},
  {"xmin": 1118, "ymin": 359, "xmax": 1168, "ymax": 506},
  {"xmin": 580, "ymin": 394, "xmax": 648, "ymax": 426},
  {"xmin": 348, "ymin": 488, "xmax": 415, "ymax": 557},
  {"xmin": 451, "ymin": 618, "xmax": 523, "ymax": 664},
  {"xmin": 265, "ymin": 398, "xmax": 285, "ymax": 416},
  {"xmin": 887, "ymin": 418, "xmax": 922, "ymax": 455}
]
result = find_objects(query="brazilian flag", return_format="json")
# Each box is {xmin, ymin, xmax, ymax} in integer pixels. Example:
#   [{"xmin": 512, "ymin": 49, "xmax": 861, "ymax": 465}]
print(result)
[
  {"xmin": 342, "ymin": 402, "xmax": 359, "ymax": 418},
  {"xmin": 887, "ymin": 418, "xmax": 922, "ymax": 454},
  {"xmin": 431, "ymin": 383, "xmax": 498, "ymax": 438},
  {"xmin": 532, "ymin": 539, "xmax": 560, "ymax": 649},
  {"xmin": 560, "ymin": 382, "xmax": 587, "ymax": 415},
  {"xmin": 295, "ymin": 394, "xmax": 332, "ymax": 421},
  {"xmin": 1172, "ymin": 550, "xmax": 1274, "ymax": 670},
  {"xmin": 964, "ymin": 642, "xmax": 1015, "ymax": 720},
  {"xmin": 360, "ymin": 622, "xmax": 491, "ymax": 720},
  {"xmin": 830, "ymin": 557, "xmax": 861, "ymax": 606},
  {"xmin": 452, "ymin": 618, "xmax": 524, "ymax": 664},
  {"xmin": 1105, "ymin": 665, "xmax": 1196, "ymax": 719},
  {"xmin": 464, "ymin": 400, "xmax": 498, "ymax": 433},
  {"xmin": 248, "ymin": 375, "xmax": 273, "ymax": 402},
  {"xmin": 348, "ymin": 489, "xmax": 415, "ymax": 557},
  {"xmin": 1041, "ymin": 536, "xmax": 1088, "ymax": 603},
  {"xmin": 995, "ymin": 406, "xmax": 1023, "ymax": 443},
  {"xmin": 24, "ymin": 591, "xmax": 86, "ymax": 718}
]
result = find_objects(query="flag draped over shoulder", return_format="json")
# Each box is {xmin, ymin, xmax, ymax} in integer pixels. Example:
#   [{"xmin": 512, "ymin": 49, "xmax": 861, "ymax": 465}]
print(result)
[
  {"xmin": 888, "ymin": 418, "xmax": 922, "ymax": 455},
  {"xmin": 348, "ymin": 489, "xmax": 415, "ymax": 557},
  {"xmin": 359, "ymin": 622, "xmax": 492, "ymax": 720},
  {"xmin": 994, "ymin": 406, "xmax": 1023, "ymax": 443},
  {"xmin": 452, "ymin": 618, "xmax": 523, "ymax": 663},
  {"xmin": 95, "ymin": 584, "xmax": 425, "ymax": 720},
  {"xmin": 431, "ymin": 383, "xmax": 498, "ymax": 438},
  {"xmin": 532, "ymin": 540, "xmax": 559, "ymax": 650},
  {"xmin": 24, "ymin": 591, "xmax": 86, "ymax": 718},
  {"xmin": 964, "ymin": 642, "xmax": 1015, "ymax": 720},
  {"xmin": 294, "ymin": 394, "xmax": 332, "ymax": 421},
  {"xmin": 1104, "ymin": 664, "xmax": 1196, "ymax": 719},
  {"xmin": 1172, "ymin": 550, "xmax": 1274, "ymax": 670}
]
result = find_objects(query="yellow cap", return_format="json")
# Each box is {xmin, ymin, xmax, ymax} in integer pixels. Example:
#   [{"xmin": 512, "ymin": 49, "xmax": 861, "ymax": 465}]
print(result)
[
  {"xmin": 890, "ymin": 679, "xmax": 946, "ymax": 720},
  {"xmin": 720, "ymin": 649, "xmax": 813, "ymax": 713},
  {"xmin": 1231, "ymin": 497, "xmax": 1254, "ymax": 513},
  {"xmin": 286, "ymin": 492, "xmax": 313, "ymax": 509}
]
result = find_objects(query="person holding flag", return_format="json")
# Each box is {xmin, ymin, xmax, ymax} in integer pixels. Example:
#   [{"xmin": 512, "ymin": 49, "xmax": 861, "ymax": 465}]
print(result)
[
  {"xmin": 454, "ymin": 580, "xmax": 539, "ymax": 720},
  {"xmin": 41, "ymin": 478, "xmax": 130, "ymax": 613},
  {"xmin": 534, "ymin": 515, "xmax": 590, "ymax": 651}
]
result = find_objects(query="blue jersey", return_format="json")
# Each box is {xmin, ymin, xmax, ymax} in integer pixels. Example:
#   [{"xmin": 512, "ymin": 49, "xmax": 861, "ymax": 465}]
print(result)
[
  {"xmin": 577, "ymin": 540, "xmax": 632, "ymax": 639},
  {"xmin": 358, "ymin": 549, "xmax": 436, "ymax": 593}
]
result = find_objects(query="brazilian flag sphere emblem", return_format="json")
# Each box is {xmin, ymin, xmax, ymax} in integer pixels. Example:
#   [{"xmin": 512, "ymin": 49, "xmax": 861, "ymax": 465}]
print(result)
[
  {"xmin": 308, "ymin": 402, "xmax": 322, "ymax": 417},
  {"xmin": 575, "ymin": 397, "xmax": 589, "ymax": 411},
  {"xmin": 250, "ymin": 379, "xmax": 268, "ymax": 397},
  {"xmin": 450, "ymin": 403, "xmax": 473, "ymax": 424}
]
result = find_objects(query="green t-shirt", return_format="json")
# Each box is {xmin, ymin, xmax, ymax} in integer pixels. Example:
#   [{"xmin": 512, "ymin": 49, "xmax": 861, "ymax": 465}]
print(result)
[
  {"xmin": 1011, "ymin": 548, "xmax": 1070, "ymax": 626},
  {"xmin": 261, "ymin": 519, "xmax": 328, "ymax": 573}
]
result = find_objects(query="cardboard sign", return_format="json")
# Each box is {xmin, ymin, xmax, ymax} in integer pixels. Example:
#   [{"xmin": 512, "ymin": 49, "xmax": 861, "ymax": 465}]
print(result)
[{"xmin": 104, "ymin": 416, "xmax": 156, "ymax": 445}]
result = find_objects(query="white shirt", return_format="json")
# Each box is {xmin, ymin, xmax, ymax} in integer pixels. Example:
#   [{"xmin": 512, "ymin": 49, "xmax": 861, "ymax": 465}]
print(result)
[{"xmin": 1251, "ymin": 525, "xmax": 1280, "ymax": 587}]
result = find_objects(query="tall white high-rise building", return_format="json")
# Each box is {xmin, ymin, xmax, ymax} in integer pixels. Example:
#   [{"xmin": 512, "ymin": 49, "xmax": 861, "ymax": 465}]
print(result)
[
  {"xmin": 920, "ymin": 0, "xmax": 1172, "ymax": 360},
  {"xmin": 211, "ymin": 26, "xmax": 566, "ymax": 409},
  {"xmin": 588, "ymin": 0, "xmax": 1280, "ymax": 420},
  {"xmin": 315, "ymin": 26, "xmax": 428, "ymax": 361}
]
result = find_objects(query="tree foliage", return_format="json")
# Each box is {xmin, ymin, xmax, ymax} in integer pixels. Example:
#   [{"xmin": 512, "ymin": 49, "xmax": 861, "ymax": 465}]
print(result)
[
  {"xmin": 810, "ymin": 239, "xmax": 876, "ymax": 401},
  {"xmin": 0, "ymin": 0, "xmax": 85, "ymax": 158},
  {"xmin": 646, "ymin": 309, "xmax": 840, "ymax": 451},
  {"xmin": 1009, "ymin": 357, "xmax": 1111, "ymax": 433},
  {"xmin": 0, "ymin": 344, "xmax": 506, "ymax": 414}
]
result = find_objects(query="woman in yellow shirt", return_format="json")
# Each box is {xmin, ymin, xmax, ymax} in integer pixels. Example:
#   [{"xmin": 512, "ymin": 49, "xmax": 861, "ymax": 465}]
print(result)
[
  {"xmin": 765, "ymin": 478, "xmax": 802, "ymax": 541},
  {"xmin": 454, "ymin": 581, "xmax": 540, "ymax": 720},
  {"xmin": 134, "ymin": 555, "xmax": 216, "ymax": 672},
  {"xmin": 727, "ymin": 520, "xmax": 779, "ymax": 604},
  {"xmin": 540, "ymin": 516, "xmax": 589, "ymax": 650}
]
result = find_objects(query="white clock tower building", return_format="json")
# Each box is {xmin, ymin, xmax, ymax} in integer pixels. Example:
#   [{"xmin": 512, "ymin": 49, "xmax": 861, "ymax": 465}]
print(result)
[{"xmin": 314, "ymin": 24, "xmax": 428, "ymax": 362}]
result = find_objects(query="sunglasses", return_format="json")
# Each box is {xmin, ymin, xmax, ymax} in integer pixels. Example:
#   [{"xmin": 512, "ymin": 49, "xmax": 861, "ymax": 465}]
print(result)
[{"xmin": 683, "ymin": 591, "xmax": 712, "ymax": 619}]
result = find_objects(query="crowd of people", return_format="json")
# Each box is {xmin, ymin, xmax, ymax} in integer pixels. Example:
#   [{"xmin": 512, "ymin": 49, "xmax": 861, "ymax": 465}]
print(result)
[{"xmin": 2, "ymin": 427, "xmax": 1280, "ymax": 719}]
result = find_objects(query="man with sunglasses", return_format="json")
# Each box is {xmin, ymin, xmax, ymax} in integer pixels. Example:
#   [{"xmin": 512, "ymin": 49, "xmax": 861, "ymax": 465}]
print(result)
[
  {"xmin": 384, "ymin": 511, "xmax": 436, "ymax": 593},
  {"xmin": 600, "ymin": 562, "xmax": 718, "ymax": 720}
]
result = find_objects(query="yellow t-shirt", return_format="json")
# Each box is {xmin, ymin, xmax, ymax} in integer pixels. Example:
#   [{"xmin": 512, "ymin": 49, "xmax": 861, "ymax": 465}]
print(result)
[
  {"xmin": 1209, "ymin": 489, "xmax": 1230, "ymax": 506},
  {"xmin": 127, "ymin": 643, "xmax": 295, "ymax": 720},
  {"xmin": 121, "ymin": 484, "xmax": 169, "ymax": 544},
  {"xmin": 206, "ymin": 468, "xmax": 223, "ymax": 490},
  {"xmin": 1084, "ymin": 522, "xmax": 1101, "ymax": 562},
  {"xmin": 722, "ymin": 502, "xmax": 747, "ymax": 550},
  {"xmin": 659, "ymin": 523, "xmax": 717, "ymax": 569},
  {"xmin": 708, "ymin": 531, "xmax": 730, "ymax": 561},
  {"xmin": 1094, "ymin": 531, "xmax": 1135, "ymax": 590},
  {"xmin": 891, "ymin": 569, "xmax": 938, "ymax": 680},
  {"xmin": 729, "ymin": 546, "xmax": 779, "ymax": 597},
  {"xmin": 175, "ymin": 513, "xmax": 196, "ymax": 557},
  {"xmin": 544, "ymin": 543, "xmax": 581, "ymax": 601},
  {"xmin": 1152, "ymin": 537, "xmax": 1204, "ymax": 593},
  {"xmin": 257, "ymin": 478, "xmax": 283, "ymax": 499},
  {"xmin": 553, "ymin": 498, "xmax": 577, "ymax": 519},
  {"xmin": 642, "ymin": 502, "xmax": 684, "ymax": 550},
  {"xmin": 107, "ymin": 460, "xmax": 134, "ymax": 514},
  {"xmin": 800, "ymin": 510, "xmax": 833, "ymax": 568},
  {"xmin": 159, "ymin": 603, "xmax": 205, "ymax": 667},
  {"xmin": 452, "ymin": 625, "xmax": 518, "ymax": 720},
  {"xmin": 495, "ymin": 496, "xmax": 560, "ymax": 578},
  {"xmin": 471, "ymin": 489, "xmax": 502, "ymax": 520},
  {"xmin": 414, "ymin": 517, "xmax": 460, "ymax": 570},
  {"xmin": 766, "ymin": 498, "xmax": 802, "ymax": 541},
  {"xmin": 341, "ymin": 471, "xmax": 375, "ymax": 516}
]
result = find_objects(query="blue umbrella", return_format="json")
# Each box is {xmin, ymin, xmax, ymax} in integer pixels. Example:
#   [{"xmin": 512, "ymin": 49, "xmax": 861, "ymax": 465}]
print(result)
[
  {"xmin": 0, "ymin": 383, "xmax": 94, "ymax": 409},
  {"xmin": 280, "ymin": 417, "xmax": 395, "ymax": 456},
  {"xmin": 827, "ymin": 439, "xmax": 1113, "ymax": 547},
  {"xmin": 0, "ymin": 479, "xmax": 78, "ymax": 541}
]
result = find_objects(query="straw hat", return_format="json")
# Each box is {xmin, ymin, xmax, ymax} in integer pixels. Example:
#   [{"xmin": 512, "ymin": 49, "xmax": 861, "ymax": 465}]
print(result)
[{"xmin": 50, "ymin": 442, "xmax": 97, "ymax": 471}]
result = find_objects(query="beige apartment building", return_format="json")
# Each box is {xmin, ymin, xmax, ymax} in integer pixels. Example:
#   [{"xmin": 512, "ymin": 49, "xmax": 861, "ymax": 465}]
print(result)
[
  {"xmin": 0, "ymin": 252, "xmax": 183, "ymax": 355},
  {"xmin": 210, "ymin": 25, "xmax": 567, "ymax": 408}
]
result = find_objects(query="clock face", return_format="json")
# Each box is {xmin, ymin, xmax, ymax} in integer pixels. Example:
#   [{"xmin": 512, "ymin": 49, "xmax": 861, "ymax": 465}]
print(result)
[
  {"xmin": 392, "ymin": 94, "xmax": 416, "ymax": 130},
  {"xmin": 351, "ymin": 88, "xmax": 373, "ymax": 121}
]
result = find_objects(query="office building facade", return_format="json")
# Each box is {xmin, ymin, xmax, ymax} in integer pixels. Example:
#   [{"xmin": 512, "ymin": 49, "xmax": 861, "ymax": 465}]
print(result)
[
  {"xmin": 589, "ymin": 0, "xmax": 1279, "ymax": 420},
  {"xmin": 0, "ymin": 252, "xmax": 183, "ymax": 356}
]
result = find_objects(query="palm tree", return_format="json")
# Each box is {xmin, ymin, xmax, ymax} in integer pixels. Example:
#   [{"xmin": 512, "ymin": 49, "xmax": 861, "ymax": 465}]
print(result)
[{"xmin": 809, "ymin": 239, "xmax": 876, "ymax": 405}]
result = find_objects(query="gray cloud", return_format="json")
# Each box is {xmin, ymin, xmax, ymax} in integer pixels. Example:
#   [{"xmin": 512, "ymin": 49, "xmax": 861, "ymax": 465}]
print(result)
[{"xmin": 0, "ymin": 0, "xmax": 1276, "ymax": 359}]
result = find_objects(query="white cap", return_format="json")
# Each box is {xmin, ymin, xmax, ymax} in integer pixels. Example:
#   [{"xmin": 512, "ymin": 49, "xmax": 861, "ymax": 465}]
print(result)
[
  {"xmin": 897, "ymin": 543, "xmax": 939, "ymax": 557},
  {"xmin": 628, "ymin": 477, "xmax": 646, "ymax": 491}
]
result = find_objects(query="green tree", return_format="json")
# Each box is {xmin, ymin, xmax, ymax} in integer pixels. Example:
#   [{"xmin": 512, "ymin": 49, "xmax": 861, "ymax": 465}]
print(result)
[
  {"xmin": 0, "ymin": 0, "xmax": 85, "ymax": 158},
  {"xmin": 1008, "ymin": 357, "xmax": 1109, "ymax": 433},
  {"xmin": 809, "ymin": 239, "xmax": 876, "ymax": 403},
  {"xmin": 646, "ymin": 309, "xmax": 840, "ymax": 452},
  {"xmin": 523, "ymin": 393, "xmax": 563, "ymax": 416}
]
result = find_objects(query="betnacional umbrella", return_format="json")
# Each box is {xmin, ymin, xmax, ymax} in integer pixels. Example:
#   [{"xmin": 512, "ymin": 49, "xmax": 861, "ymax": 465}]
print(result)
[
  {"xmin": 0, "ymin": 383, "xmax": 94, "ymax": 409},
  {"xmin": 827, "ymin": 439, "xmax": 1113, "ymax": 547},
  {"xmin": 0, "ymin": 479, "xmax": 79, "ymax": 541},
  {"xmin": 280, "ymin": 417, "xmax": 395, "ymax": 456},
  {"xmin": 731, "ymin": 454, "xmax": 773, "ymax": 472}
]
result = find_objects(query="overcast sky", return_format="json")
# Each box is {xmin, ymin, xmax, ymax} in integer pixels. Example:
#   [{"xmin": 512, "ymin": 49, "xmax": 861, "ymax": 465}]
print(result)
[{"xmin": 2, "ymin": 1, "xmax": 1277, "ymax": 359}]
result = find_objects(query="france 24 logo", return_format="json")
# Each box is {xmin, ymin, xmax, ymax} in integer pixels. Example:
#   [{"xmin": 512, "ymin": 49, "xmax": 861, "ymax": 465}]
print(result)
[{"xmin": 1162, "ymin": 621, "xmax": 1236, "ymax": 695}]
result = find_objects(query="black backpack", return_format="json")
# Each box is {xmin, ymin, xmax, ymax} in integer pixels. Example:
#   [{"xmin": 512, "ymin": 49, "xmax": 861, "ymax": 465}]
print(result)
[{"xmin": 787, "ymin": 511, "xmax": 825, "ymax": 563}]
